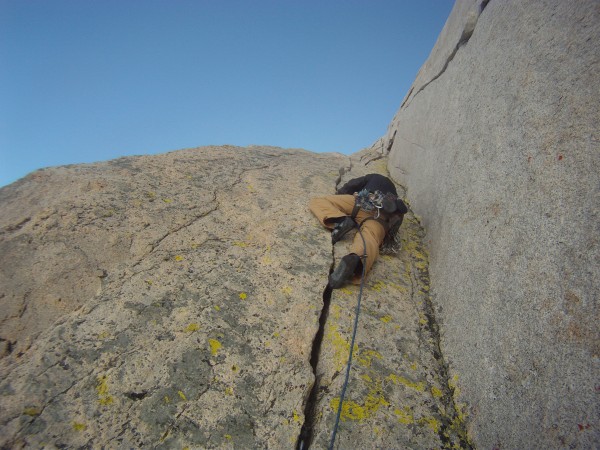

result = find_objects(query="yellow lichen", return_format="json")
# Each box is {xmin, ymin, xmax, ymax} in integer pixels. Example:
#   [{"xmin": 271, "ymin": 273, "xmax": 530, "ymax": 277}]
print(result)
[
  {"xmin": 419, "ymin": 416, "xmax": 441, "ymax": 433},
  {"xmin": 22, "ymin": 407, "xmax": 41, "ymax": 417},
  {"xmin": 394, "ymin": 406, "xmax": 414, "ymax": 425},
  {"xmin": 415, "ymin": 261, "xmax": 427, "ymax": 270},
  {"xmin": 356, "ymin": 349, "xmax": 383, "ymax": 368},
  {"xmin": 431, "ymin": 386, "xmax": 443, "ymax": 398},
  {"xmin": 239, "ymin": 292, "xmax": 247, "ymax": 300},
  {"xmin": 209, "ymin": 338, "xmax": 222, "ymax": 356},
  {"xmin": 184, "ymin": 323, "xmax": 200, "ymax": 333},
  {"xmin": 386, "ymin": 373, "xmax": 425, "ymax": 392},
  {"xmin": 380, "ymin": 315, "xmax": 393, "ymax": 323},
  {"xmin": 329, "ymin": 304, "xmax": 342, "ymax": 320},
  {"xmin": 371, "ymin": 280, "xmax": 386, "ymax": 292},
  {"xmin": 389, "ymin": 282, "xmax": 408, "ymax": 293},
  {"xmin": 72, "ymin": 421, "xmax": 87, "ymax": 431},
  {"xmin": 178, "ymin": 390, "xmax": 187, "ymax": 401},
  {"xmin": 325, "ymin": 322, "xmax": 356, "ymax": 371},
  {"xmin": 97, "ymin": 375, "xmax": 114, "ymax": 405},
  {"xmin": 174, "ymin": 255, "xmax": 184, "ymax": 261},
  {"xmin": 329, "ymin": 381, "xmax": 389, "ymax": 422},
  {"xmin": 360, "ymin": 374, "xmax": 373, "ymax": 383}
]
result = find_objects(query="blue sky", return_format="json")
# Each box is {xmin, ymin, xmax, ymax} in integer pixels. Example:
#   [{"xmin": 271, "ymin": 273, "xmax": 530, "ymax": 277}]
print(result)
[{"xmin": 0, "ymin": 0, "xmax": 454, "ymax": 187}]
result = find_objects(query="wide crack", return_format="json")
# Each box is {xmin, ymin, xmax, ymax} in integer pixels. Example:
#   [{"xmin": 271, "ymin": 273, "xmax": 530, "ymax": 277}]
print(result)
[
  {"xmin": 296, "ymin": 280, "xmax": 333, "ymax": 450},
  {"xmin": 297, "ymin": 168, "xmax": 348, "ymax": 450},
  {"xmin": 296, "ymin": 169, "xmax": 473, "ymax": 448}
]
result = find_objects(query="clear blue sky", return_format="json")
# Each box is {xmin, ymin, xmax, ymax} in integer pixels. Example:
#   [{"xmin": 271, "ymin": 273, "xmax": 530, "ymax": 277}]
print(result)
[{"xmin": 0, "ymin": 0, "xmax": 454, "ymax": 187}]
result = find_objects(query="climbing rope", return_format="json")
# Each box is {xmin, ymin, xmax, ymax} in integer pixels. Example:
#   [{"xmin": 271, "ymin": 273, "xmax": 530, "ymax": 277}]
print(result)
[{"xmin": 328, "ymin": 225, "xmax": 367, "ymax": 450}]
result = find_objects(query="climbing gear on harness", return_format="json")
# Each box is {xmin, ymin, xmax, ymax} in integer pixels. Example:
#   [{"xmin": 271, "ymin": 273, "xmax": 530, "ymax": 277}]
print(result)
[
  {"xmin": 350, "ymin": 190, "xmax": 408, "ymax": 255},
  {"xmin": 328, "ymin": 229, "xmax": 368, "ymax": 449},
  {"xmin": 381, "ymin": 214, "xmax": 405, "ymax": 255},
  {"xmin": 352, "ymin": 189, "xmax": 385, "ymax": 218},
  {"xmin": 352, "ymin": 189, "xmax": 407, "ymax": 220},
  {"xmin": 328, "ymin": 253, "xmax": 362, "ymax": 289},
  {"xmin": 331, "ymin": 216, "xmax": 356, "ymax": 244}
]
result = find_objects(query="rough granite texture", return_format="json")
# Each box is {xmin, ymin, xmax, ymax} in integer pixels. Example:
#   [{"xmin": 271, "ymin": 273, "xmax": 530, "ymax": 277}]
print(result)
[
  {"xmin": 384, "ymin": 0, "xmax": 599, "ymax": 448},
  {"xmin": 307, "ymin": 150, "xmax": 471, "ymax": 449},
  {"xmin": 2, "ymin": 0, "xmax": 598, "ymax": 447},
  {"xmin": 0, "ymin": 147, "xmax": 333, "ymax": 448},
  {"xmin": 0, "ymin": 146, "xmax": 467, "ymax": 449}
]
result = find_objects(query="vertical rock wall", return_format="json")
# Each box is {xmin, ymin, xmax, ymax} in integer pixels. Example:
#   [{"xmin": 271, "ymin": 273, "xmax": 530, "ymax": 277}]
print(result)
[{"xmin": 385, "ymin": 0, "xmax": 599, "ymax": 448}]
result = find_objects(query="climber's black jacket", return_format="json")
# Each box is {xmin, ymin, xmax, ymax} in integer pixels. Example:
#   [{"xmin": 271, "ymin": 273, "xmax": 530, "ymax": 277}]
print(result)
[
  {"xmin": 337, "ymin": 173, "xmax": 398, "ymax": 197},
  {"xmin": 336, "ymin": 174, "xmax": 406, "ymax": 253}
]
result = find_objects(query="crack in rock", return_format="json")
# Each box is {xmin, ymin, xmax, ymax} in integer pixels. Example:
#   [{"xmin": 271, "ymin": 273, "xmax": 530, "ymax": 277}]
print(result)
[
  {"xmin": 297, "ymin": 162, "xmax": 354, "ymax": 449},
  {"xmin": 402, "ymin": 0, "xmax": 491, "ymax": 109},
  {"xmin": 297, "ymin": 282, "xmax": 333, "ymax": 450}
]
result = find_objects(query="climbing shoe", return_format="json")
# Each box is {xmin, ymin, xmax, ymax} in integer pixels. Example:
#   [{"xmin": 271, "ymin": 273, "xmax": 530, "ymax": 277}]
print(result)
[
  {"xmin": 328, "ymin": 254, "xmax": 362, "ymax": 289},
  {"xmin": 331, "ymin": 216, "xmax": 356, "ymax": 244}
]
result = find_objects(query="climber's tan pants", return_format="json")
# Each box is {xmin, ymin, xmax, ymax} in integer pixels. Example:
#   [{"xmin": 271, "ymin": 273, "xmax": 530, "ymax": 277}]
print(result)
[{"xmin": 309, "ymin": 195, "xmax": 386, "ymax": 283}]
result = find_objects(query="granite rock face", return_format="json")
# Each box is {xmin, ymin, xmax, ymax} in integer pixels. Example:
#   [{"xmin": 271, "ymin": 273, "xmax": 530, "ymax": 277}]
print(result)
[
  {"xmin": 0, "ymin": 146, "xmax": 466, "ymax": 449},
  {"xmin": 305, "ymin": 151, "xmax": 470, "ymax": 449},
  {"xmin": 0, "ymin": 146, "xmax": 338, "ymax": 448},
  {"xmin": 384, "ymin": 0, "xmax": 599, "ymax": 448}
]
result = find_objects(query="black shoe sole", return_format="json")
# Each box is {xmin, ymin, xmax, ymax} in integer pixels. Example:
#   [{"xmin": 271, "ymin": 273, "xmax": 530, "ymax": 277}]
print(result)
[{"xmin": 329, "ymin": 255, "xmax": 360, "ymax": 289}]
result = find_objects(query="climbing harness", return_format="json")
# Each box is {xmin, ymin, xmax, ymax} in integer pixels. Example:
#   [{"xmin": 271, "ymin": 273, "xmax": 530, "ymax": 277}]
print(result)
[
  {"xmin": 352, "ymin": 189, "xmax": 406, "ymax": 221},
  {"xmin": 328, "ymin": 222, "xmax": 368, "ymax": 450},
  {"xmin": 351, "ymin": 190, "xmax": 407, "ymax": 255}
]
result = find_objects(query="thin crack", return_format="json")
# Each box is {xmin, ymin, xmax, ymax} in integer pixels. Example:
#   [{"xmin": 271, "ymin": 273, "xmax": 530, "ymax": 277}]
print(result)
[
  {"xmin": 402, "ymin": 0, "xmax": 491, "ymax": 109},
  {"xmin": 159, "ymin": 383, "xmax": 211, "ymax": 443},
  {"xmin": 147, "ymin": 194, "xmax": 219, "ymax": 255},
  {"xmin": 334, "ymin": 159, "xmax": 353, "ymax": 192},
  {"xmin": 407, "ymin": 217, "xmax": 473, "ymax": 449}
]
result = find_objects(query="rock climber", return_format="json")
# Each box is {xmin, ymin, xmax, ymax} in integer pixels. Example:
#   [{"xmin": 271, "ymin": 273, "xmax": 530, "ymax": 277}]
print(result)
[{"xmin": 309, "ymin": 173, "xmax": 408, "ymax": 289}]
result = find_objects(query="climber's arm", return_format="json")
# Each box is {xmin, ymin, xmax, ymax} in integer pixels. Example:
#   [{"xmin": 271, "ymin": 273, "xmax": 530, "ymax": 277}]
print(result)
[{"xmin": 336, "ymin": 175, "xmax": 370, "ymax": 195}]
